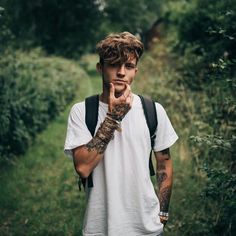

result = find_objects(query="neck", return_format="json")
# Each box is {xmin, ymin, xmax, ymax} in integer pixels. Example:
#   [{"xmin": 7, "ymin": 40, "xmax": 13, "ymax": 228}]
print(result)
[{"xmin": 99, "ymin": 92, "xmax": 108, "ymax": 104}]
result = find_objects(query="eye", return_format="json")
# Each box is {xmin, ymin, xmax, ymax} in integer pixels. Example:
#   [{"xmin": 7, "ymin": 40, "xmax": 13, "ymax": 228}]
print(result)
[{"xmin": 125, "ymin": 63, "xmax": 136, "ymax": 69}]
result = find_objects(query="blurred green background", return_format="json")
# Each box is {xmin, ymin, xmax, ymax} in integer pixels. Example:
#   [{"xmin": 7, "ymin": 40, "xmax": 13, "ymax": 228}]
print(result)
[{"xmin": 0, "ymin": 0, "xmax": 235, "ymax": 235}]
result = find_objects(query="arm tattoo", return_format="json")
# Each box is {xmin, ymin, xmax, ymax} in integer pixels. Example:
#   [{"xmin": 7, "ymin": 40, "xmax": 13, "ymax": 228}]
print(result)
[
  {"xmin": 157, "ymin": 172, "xmax": 167, "ymax": 186},
  {"xmin": 156, "ymin": 150, "xmax": 172, "ymax": 212},
  {"xmin": 107, "ymin": 104, "xmax": 130, "ymax": 121},
  {"xmin": 157, "ymin": 162, "xmax": 166, "ymax": 171},
  {"xmin": 159, "ymin": 186, "xmax": 172, "ymax": 212},
  {"xmin": 85, "ymin": 117, "xmax": 120, "ymax": 154},
  {"xmin": 156, "ymin": 161, "xmax": 167, "ymax": 188},
  {"xmin": 86, "ymin": 136, "xmax": 108, "ymax": 154},
  {"xmin": 157, "ymin": 167, "xmax": 172, "ymax": 212}
]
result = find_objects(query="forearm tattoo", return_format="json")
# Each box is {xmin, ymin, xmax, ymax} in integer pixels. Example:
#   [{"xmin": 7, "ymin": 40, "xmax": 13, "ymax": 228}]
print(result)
[
  {"xmin": 107, "ymin": 104, "xmax": 130, "ymax": 121},
  {"xmin": 156, "ymin": 149, "xmax": 172, "ymax": 212},
  {"xmin": 159, "ymin": 186, "xmax": 172, "ymax": 212},
  {"xmin": 157, "ymin": 172, "xmax": 167, "ymax": 185},
  {"xmin": 85, "ymin": 117, "xmax": 120, "ymax": 154},
  {"xmin": 157, "ymin": 171, "xmax": 172, "ymax": 212}
]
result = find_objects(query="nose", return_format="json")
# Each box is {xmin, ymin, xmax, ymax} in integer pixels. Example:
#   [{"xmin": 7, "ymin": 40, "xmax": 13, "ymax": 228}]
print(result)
[{"xmin": 117, "ymin": 64, "xmax": 125, "ymax": 78}]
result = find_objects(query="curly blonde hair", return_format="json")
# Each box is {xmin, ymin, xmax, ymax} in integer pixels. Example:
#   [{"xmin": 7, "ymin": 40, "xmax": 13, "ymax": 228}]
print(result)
[{"xmin": 96, "ymin": 32, "xmax": 144, "ymax": 65}]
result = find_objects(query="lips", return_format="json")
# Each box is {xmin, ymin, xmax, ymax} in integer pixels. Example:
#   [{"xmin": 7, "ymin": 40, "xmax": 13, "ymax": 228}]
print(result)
[{"xmin": 114, "ymin": 80, "xmax": 127, "ymax": 84}]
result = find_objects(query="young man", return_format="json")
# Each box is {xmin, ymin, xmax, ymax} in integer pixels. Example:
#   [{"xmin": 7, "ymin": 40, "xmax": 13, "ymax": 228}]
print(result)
[{"xmin": 64, "ymin": 32, "xmax": 178, "ymax": 236}]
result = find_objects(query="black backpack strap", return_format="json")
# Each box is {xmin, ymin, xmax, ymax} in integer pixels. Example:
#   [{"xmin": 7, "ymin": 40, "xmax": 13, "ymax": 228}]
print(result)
[
  {"xmin": 138, "ymin": 95, "xmax": 158, "ymax": 176},
  {"xmin": 85, "ymin": 95, "xmax": 99, "ymax": 136},
  {"xmin": 81, "ymin": 94, "xmax": 99, "ymax": 189}
]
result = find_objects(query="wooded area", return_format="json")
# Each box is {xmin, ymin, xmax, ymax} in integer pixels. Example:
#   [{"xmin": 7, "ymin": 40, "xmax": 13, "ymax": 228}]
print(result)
[{"xmin": 0, "ymin": 0, "xmax": 235, "ymax": 235}]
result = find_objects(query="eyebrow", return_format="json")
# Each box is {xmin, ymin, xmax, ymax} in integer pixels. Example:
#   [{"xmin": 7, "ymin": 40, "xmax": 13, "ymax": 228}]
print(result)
[{"xmin": 125, "ymin": 62, "xmax": 136, "ymax": 67}]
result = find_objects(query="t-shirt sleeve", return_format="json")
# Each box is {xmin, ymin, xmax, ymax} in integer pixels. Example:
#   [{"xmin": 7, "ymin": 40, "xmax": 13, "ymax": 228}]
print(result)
[
  {"xmin": 153, "ymin": 103, "xmax": 178, "ymax": 152},
  {"xmin": 64, "ymin": 102, "xmax": 92, "ymax": 158}
]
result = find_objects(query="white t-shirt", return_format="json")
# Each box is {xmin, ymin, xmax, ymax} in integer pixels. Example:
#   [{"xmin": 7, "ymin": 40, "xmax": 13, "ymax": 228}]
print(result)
[{"xmin": 64, "ymin": 94, "xmax": 178, "ymax": 236}]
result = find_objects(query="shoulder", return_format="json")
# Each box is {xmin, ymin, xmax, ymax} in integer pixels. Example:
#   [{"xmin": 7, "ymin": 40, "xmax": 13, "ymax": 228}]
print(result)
[
  {"xmin": 134, "ymin": 94, "xmax": 167, "ymax": 115},
  {"xmin": 154, "ymin": 102, "xmax": 171, "ymax": 124},
  {"xmin": 69, "ymin": 101, "xmax": 85, "ymax": 117},
  {"xmin": 154, "ymin": 102, "xmax": 167, "ymax": 115}
]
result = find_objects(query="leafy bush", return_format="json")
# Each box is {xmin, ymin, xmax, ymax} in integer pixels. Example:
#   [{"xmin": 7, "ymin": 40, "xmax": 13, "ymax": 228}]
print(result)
[
  {"xmin": 0, "ymin": 49, "xmax": 86, "ymax": 163},
  {"xmin": 172, "ymin": 0, "xmax": 236, "ymax": 235},
  {"xmin": 138, "ymin": 0, "xmax": 236, "ymax": 235}
]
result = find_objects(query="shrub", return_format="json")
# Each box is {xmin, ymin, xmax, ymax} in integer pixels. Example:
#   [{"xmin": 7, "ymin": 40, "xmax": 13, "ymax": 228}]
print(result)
[
  {"xmin": 0, "ymin": 48, "xmax": 86, "ymax": 163},
  {"xmin": 173, "ymin": 1, "xmax": 236, "ymax": 235}
]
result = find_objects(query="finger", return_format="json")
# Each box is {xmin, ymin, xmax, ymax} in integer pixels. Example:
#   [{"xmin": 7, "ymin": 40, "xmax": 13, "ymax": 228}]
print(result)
[
  {"xmin": 108, "ymin": 83, "xmax": 116, "ymax": 112},
  {"xmin": 130, "ymin": 93, "xmax": 134, "ymax": 105},
  {"xmin": 126, "ymin": 95, "xmax": 131, "ymax": 103},
  {"xmin": 109, "ymin": 83, "xmax": 115, "ymax": 99},
  {"xmin": 126, "ymin": 84, "xmax": 131, "ymax": 91},
  {"xmin": 126, "ymin": 93, "xmax": 133, "ymax": 107}
]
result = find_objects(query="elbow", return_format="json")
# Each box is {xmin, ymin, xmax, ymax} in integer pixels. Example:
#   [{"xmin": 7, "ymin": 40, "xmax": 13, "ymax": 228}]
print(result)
[{"xmin": 75, "ymin": 164, "xmax": 90, "ymax": 179}]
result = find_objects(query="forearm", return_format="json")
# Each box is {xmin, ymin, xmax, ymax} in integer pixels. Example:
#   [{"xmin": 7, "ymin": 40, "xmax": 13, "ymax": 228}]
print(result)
[
  {"xmin": 73, "ymin": 116, "xmax": 120, "ymax": 178},
  {"xmin": 155, "ymin": 149, "xmax": 173, "ymax": 213},
  {"xmin": 157, "ymin": 159, "xmax": 173, "ymax": 212}
]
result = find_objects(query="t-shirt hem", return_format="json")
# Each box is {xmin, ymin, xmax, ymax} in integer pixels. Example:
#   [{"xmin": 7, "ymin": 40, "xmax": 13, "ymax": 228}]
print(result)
[
  {"xmin": 153, "ymin": 133, "xmax": 179, "ymax": 152},
  {"xmin": 64, "ymin": 142, "xmax": 88, "ymax": 159},
  {"xmin": 82, "ymin": 231, "xmax": 163, "ymax": 236}
]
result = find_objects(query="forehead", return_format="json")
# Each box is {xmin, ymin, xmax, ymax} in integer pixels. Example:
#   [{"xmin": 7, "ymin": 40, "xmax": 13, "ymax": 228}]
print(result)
[{"xmin": 126, "ymin": 56, "xmax": 137, "ymax": 64}]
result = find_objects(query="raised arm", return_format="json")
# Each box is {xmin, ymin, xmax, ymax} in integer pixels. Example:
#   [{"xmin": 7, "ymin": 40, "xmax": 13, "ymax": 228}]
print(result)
[
  {"xmin": 155, "ymin": 148, "xmax": 173, "ymax": 225},
  {"xmin": 73, "ymin": 84, "xmax": 133, "ymax": 178}
]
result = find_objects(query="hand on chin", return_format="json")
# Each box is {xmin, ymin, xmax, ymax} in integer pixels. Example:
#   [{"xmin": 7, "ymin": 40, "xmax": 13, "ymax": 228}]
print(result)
[{"xmin": 114, "ymin": 83, "xmax": 126, "ymax": 97}]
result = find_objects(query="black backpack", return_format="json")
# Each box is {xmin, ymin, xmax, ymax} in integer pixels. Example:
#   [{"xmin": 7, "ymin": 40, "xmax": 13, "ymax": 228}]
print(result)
[{"xmin": 79, "ymin": 94, "xmax": 158, "ymax": 190}]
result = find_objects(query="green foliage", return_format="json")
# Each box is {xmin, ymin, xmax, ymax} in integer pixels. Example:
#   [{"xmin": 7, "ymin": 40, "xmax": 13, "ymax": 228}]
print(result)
[
  {"xmin": 0, "ymin": 6, "xmax": 14, "ymax": 53},
  {"xmin": 0, "ymin": 49, "xmax": 85, "ymax": 163},
  {"xmin": 103, "ymin": 0, "xmax": 161, "ymax": 34},
  {"xmin": 176, "ymin": 0, "xmax": 236, "ymax": 90},
  {"xmin": 0, "ymin": 109, "xmax": 86, "ymax": 236},
  {"xmin": 168, "ymin": 0, "xmax": 236, "ymax": 235},
  {"xmin": 175, "ymin": 160, "xmax": 236, "ymax": 235},
  {"xmin": 1, "ymin": 0, "xmax": 163, "ymax": 57},
  {"xmin": 1, "ymin": 0, "xmax": 103, "ymax": 57},
  {"xmin": 136, "ymin": 0, "xmax": 236, "ymax": 235},
  {"xmin": 0, "ymin": 58, "xmax": 101, "ymax": 236}
]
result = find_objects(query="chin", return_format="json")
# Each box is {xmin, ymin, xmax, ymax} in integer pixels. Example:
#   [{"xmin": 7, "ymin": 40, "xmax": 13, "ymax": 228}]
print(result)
[{"xmin": 114, "ymin": 84, "xmax": 126, "ymax": 94}]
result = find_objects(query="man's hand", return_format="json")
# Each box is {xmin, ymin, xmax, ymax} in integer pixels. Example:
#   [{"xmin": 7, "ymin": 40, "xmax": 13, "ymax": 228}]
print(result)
[
  {"xmin": 159, "ymin": 215, "xmax": 168, "ymax": 226},
  {"xmin": 107, "ymin": 83, "xmax": 133, "ymax": 121}
]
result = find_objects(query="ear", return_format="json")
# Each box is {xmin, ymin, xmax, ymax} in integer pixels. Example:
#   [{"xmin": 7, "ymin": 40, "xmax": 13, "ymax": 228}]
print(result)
[
  {"xmin": 96, "ymin": 62, "xmax": 102, "ymax": 73},
  {"xmin": 135, "ymin": 67, "xmax": 138, "ymax": 74}
]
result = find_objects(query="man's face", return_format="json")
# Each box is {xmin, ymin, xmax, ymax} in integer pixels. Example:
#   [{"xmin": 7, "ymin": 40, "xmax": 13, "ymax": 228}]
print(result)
[{"xmin": 97, "ymin": 57, "xmax": 138, "ymax": 95}]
